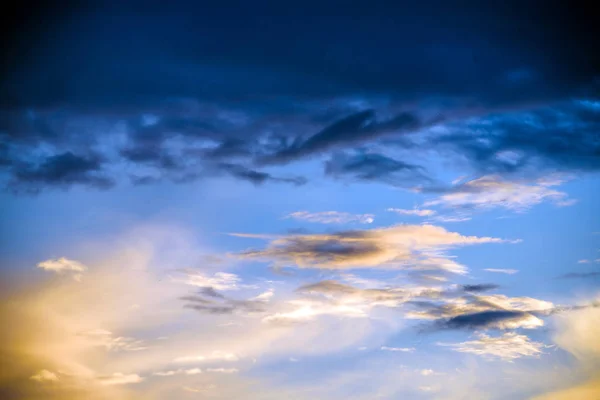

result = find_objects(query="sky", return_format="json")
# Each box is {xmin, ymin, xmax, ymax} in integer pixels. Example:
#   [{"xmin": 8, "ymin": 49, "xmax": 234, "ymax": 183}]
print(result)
[{"xmin": 1, "ymin": 1, "xmax": 599, "ymax": 399}]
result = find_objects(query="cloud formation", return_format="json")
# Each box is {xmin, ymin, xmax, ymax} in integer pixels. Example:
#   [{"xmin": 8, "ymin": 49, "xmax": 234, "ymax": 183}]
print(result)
[
  {"xmin": 285, "ymin": 211, "xmax": 375, "ymax": 224},
  {"xmin": 423, "ymin": 175, "xmax": 575, "ymax": 212},
  {"xmin": 438, "ymin": 332, "xmax": 547, "ymax": 361},
  {"xmin": 235, "ymin": 224, "xmax": 508, "ymax": 272},
  {"xmin": 37, "ymin": 257, "xmax": 87, "ymax": 281},
  {"xmin": 387, "ymin": 208, "xmax": 436, "ymax": 217}
]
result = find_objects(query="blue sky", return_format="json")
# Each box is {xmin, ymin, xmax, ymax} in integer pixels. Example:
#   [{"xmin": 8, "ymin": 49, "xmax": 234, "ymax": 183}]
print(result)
[{"xmin": 1, "ymin": 2, "xmax": 599, "ymax": 399}]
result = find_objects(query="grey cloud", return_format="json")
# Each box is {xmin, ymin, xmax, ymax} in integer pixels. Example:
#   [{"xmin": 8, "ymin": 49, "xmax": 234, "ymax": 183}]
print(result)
[
  {"xmin": 461, "ymin": 284, "xmax": 500, "ymax": 293},
  {"xmin": 434, "ymin": 310, "xmax": 534, "ymax": 331},
  {"xmin": 261, "ymin": 110, "xmax": 425, "ymax": 164},
  {"xmin": 181, "ymin": 289, "xmax": 268, "ymax": 315},
  {"xmin": 325, "ymin": 151, "xmax": 430, "ymax": 187},
  {"xmin": 8, "ymin": 151, "xmax": 114, "ymax": 192}
]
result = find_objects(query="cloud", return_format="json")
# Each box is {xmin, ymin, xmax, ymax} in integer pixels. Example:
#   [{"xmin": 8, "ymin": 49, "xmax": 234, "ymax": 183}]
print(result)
[
  {"xmin": 206, "ymin": 368, "xmax": 239, "ymax": 374},
  {"xmin": 408, "ymin": 293, "xmax": 554, "ymax": 330},
  {"xmin": 438, "ymin": 332, "xmax": 547, "ymax": 361},
  {"xmin": 37, "ymin": 257, "xmax": 87, "ymax": 280},
  {"xmin": 460, "ymin": 284, "xmax": 500, "ymax": 293},
  {"xmin": 235, "ymin": 224, "xmax": 508, "ymax": 272},
  {"xmin": 173, "ymin": 271, "xmax": 240, "ymax": 291},
  {"xmin": 174, "ymin": 351, "xmax": 240, "ymax": 363},
  {"xmin": 97, "ymin": 373, "xmax": 144, "ymax": 385},
  {"xmin": 153, "ymin": 368, "xmax": 203, "ymax": 376},
  {"xmin": 77, "ymin": 329, "xmax": 148, "ymax": 352},
  {"xmin": 324, "ymin": 151, "xmax": 430, "ymax": 187},
  {"xmin": 423, "ymin": 175, "xmax": 574, "ymax": 212},
  {"xmin": 285, "ymin": 211, "xmax": 375, "ymax": 224},
  {"xmin": 181, "ymin": 289, "xmax": 269, "ymax": 315},
  {"xmin": 296, "ymin": 280, "xmax": 444, "ymax": 309},
  {"xmin": 387, "ymin": 208, "xmax": 436, "ymax": 217},
  {"xmin": 484, "ymin": 268, "xmax": 518, "ymax": 274},
  {"xmin": 262, "ymin": 298, "xmax": 368, "ymax": 324},
  {"xmin": 558, "ymin": 272, "xmax": 600, "ymax": 280},
  {"xmin": 532, "ymin": 304, "xmax": 600, "ymax": 399},
  {"xmin": 8, "ymin": 152, "xmax": 114, "ymax": 192},
  {"xmin": 435, "ymin": 310, "xmax": 544, "ymax": 330},
  {"xmin": 380, "ymin": 346, "xmax": 415, "ymax": 352},
  {"xmin": 261, "ymin": 110, "xmax": 424, "ymax": 164},
  {"xmin": 434, "ymin": 101, "xmax": 600, "ymax": 175},
  {"xmin": 217, "ymin": 162, "xmax": 306, "ymax": 186},
  {"xmin": 30, "ymin": 369, "xmax": 59, "ymax": 383}
]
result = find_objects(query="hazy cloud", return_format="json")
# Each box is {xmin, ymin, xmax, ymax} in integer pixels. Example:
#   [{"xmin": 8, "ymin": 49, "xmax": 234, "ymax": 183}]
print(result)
[
  {"xmin": 285, "ymin": 211, "xmax": 375, "ymax": 224},
  {"xmin": 439, "ymin": 332, "xmax": 547, "ymax": 361}
]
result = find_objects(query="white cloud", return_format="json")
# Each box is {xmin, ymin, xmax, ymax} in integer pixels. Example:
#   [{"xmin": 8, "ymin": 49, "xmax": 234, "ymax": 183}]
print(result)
[
  {"xmin": 424, "ymin": 175, "xmax": 575, "ymax": 212},
  {"xmin": 174, "ymin": 351, "xmax": 239, "ymax": 363},
  {"xmin": 97, "ymin": 373, "xmax": 144, "ymax": 385},
  {"xmin": 263, "ymin": 299, "xmax": 367, "ymax": 324},
  {"xmin": 484, "ymin": 268, "xmax": 518, "ymax": 274},
  {"xmin": 251, "ymin": 288, "xmax": 274, "ymax": 302},
  {"xmin": 154, "ymin": 368, "xmax": 203, "ymax": 376},
  {"xmin": 174, "ymin": 271, "xmax": 240, "ymax": 291},
  {"xmin": 430, "ymin": 214, "xmax": 472, "ymax": 223},
  {"xmin": 37, "ymin": 257, "xmax": 87, "ymax": 280},
  {"xmin": 380, "ymin": 346, "xmax": 415, "ymax": 352},
  {"xmin": 438, "ymin": 332, "xmax": 547, "ymax": 361},
  {"xmin": 30, "ymin": 369, "xmax": 59, "ymax": 383},
  {"xmin": 477, "ymin": 294, "xmax": 554, "ymax": 313},
  {"xmin": 577, "ymin": 259, "xmax": 590, "ymax": 264},
  {"xmin": 387, "ymin": 208, "xmax": 436, "ymax": 217},
  {"xmin": 285, "ymin": 211, "xmax": 375, "ymax": 224},
  {"xmin": 78, "ymin": 329, "xmax": 148, "ymax": 352},
  {"xmin": 206, "ymin": 368, "xmax": 239, "ymax": 373}
]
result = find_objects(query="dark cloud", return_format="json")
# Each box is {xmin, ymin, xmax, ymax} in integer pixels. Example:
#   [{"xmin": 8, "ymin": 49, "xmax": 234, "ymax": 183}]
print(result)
[
  {"xmin": 325, "ymin": 151, "xmax": 430, "ymax": 187},
  {"xmin": 8, "ymin": 151, "xmax": 114, "ymax": 192},
  {"xmin": 461, "ymin": 284, "xmax": 500, "ymax": 293},
  {"xmin": 261, "ymin": 110, "xmax": 426, "ymax": 164},
  {"xmin": 1, "ymin": 1, "xmax": 597, "ymax": 192},
  {"xmin": 433, "ymin": 101, "xmax": 600, "ymax": 175},
  {"xmin": 218, "ymin": 163, "xmax": 307, "ymax": 186},
  {"xmin": 435, "ymin": 310, "xmax": 533, "ymax": 330}
]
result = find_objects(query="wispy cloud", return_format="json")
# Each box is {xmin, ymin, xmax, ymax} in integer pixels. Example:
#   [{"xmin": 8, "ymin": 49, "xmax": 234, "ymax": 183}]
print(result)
[
  {"xmin": 484, "ymin": 268, "xmax": 519, "ymax": 274},
  {"xmin": 438, "ymin": 333, "xmax": 547, "ymax": 361},
  {"xmin": 174, "ymin": 271, "xmax": 240, "ymax": 291},
  {"xmin": 423, "ymin": 175, "xmax": 575, "ymax": 212},
  {"xmin": 97, "ymin": 373, "xmax": 144, "ymax": 385},
  {"xmin": 387, "ymin": 208, "xmax": 435, "ymax": 217},
  {"xmin": 235, "ymin": 224, "xmax": 511, "ymax": 273},
  {"xmin": 380, "ymin": 346, "xmax": 415, "ymax": 352},
  {"xmin": 285, "ymin": 211, "xmax": 375, "ymax": 224}
]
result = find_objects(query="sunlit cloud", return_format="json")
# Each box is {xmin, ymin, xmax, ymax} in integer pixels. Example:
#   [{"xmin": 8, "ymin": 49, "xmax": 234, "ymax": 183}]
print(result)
[
  {"xmin": 234, "ymin": 224, "xmax": 511, "ymax": 273},
  {"xmin": 438, "ymin": 332, "xmax": 547, "ymax": 361},
  {"xmin": 173, "ymin": 271, "xmax": 241, "ymax": 291},
  {"xmin": 97, "ymin": 373, "xmax": 144, "ymax": 385},
  {"xmin": 423, "ymin": 175, "xmax": 575, "ymax": 212},
  {"xmin": 37, "ymin": 257, "xmax": 87, "ymax": 281},
  {"xmin": 30, "ymin": 369, "xmax": 59, "ymax": 383}
]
